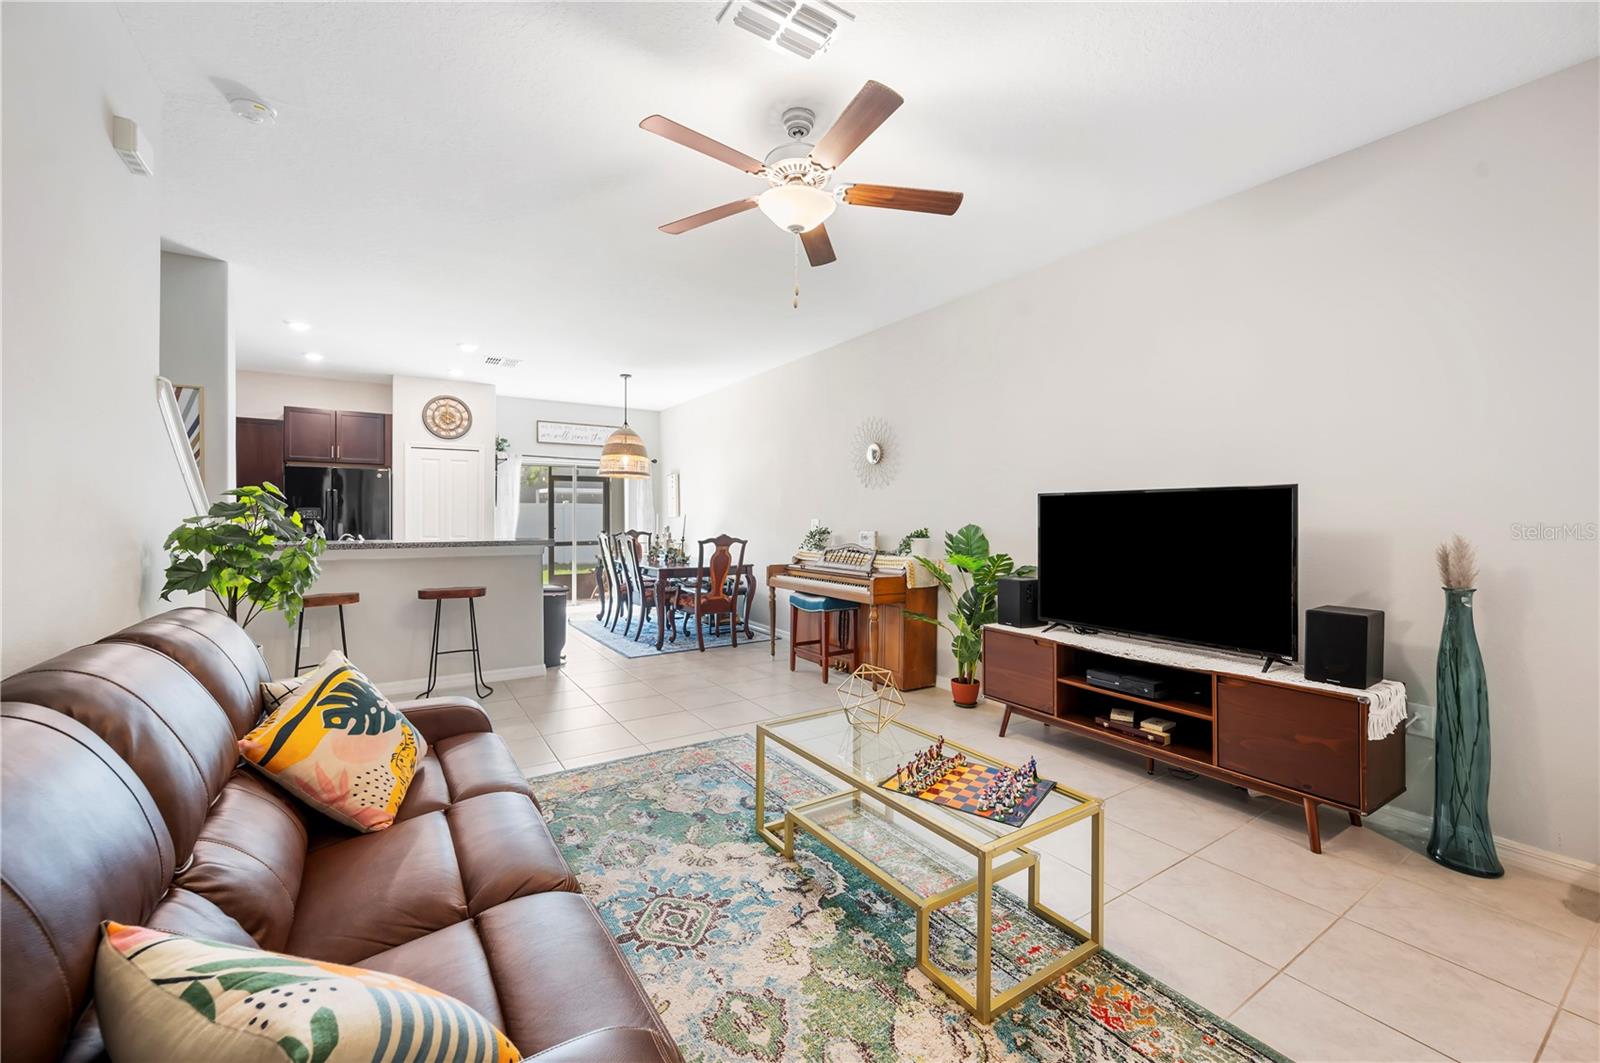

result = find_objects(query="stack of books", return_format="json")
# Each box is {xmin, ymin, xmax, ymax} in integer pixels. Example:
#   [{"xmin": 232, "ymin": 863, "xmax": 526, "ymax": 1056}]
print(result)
[
  {"xmin": 1139, "ymin": 717, "xmax": 1177, "ymax": 741},
  {"xmin": 1109, "ymin": 706, "xmax": 1137, "ymax": 726}
]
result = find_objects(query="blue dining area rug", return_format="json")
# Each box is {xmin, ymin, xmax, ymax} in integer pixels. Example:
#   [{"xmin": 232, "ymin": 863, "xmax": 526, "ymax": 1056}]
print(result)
[{"xmin": 570, "ymin": 612, "xmax": 780, "ymax": 658}]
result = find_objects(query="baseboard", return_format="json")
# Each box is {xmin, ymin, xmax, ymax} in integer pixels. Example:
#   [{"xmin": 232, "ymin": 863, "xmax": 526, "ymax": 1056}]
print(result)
[
  {"xmin": 377, "ymin": 664, "xmax": 545, "ymax": 700},
  {"xmin": 1368, "ymin": 805, "xmax": 1599, "ymax": 887}
]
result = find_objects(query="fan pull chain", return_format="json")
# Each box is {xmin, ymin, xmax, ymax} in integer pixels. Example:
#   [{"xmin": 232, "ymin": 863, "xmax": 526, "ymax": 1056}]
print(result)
[{"xmin": 792, "ymin": 233, "xmax": 800, "ymax": 310}]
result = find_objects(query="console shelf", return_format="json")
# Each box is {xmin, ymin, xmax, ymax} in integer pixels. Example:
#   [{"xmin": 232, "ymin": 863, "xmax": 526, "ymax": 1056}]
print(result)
[
  {"xmin": 1056, "ymin": 675, "xmax": 1212, "ymax": 720},
  {"xmin": 984, "ymin": 625, "xmax": 1406, "ymax": 854}
]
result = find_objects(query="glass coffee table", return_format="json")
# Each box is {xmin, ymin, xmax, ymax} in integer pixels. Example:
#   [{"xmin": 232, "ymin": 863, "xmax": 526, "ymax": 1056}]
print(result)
[{"xmin": 755, "ymin": 707, "xmax": 1104, "ymax": 1023}]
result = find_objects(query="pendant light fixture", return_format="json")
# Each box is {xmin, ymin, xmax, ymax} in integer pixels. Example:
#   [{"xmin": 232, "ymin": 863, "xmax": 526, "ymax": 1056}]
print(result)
[{"xmin": 598, "ymin": 372, "xmax": 650, "ymax": 479}]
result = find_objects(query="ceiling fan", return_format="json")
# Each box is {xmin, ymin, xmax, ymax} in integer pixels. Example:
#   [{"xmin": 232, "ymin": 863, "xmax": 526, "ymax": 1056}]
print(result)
[{"xmin": 640, "ymin": 80, "xmax": 963, "ymax": 272}]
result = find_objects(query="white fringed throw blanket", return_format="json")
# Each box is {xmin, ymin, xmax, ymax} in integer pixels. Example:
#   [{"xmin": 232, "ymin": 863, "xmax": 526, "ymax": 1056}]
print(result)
[{"xmin": 1002, "ymin": 626, "xmax": 1409, "ymax": 741}]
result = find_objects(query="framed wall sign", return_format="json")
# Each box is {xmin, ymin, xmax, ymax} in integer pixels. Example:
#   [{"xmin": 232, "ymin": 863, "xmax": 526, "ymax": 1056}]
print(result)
[{"xmin": 536, "ymin": 420, "xmax": 615, "ymax": 446}]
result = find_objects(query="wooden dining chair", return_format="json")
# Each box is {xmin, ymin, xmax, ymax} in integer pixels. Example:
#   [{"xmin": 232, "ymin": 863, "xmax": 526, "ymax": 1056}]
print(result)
[
  {"xmin": 619, "ymin": 529, "xmax": 671, "ymax": 643},
  {"xmin": 593, "ymin": 543, "xmax": 612, "ymax": 626},
  {"xmin": 674, "ymin": 535, "xmax": 748, "ymax": 651},
  {"xmin": 605, "ymin": 532, "xmax": 630, "ymax": 632}
]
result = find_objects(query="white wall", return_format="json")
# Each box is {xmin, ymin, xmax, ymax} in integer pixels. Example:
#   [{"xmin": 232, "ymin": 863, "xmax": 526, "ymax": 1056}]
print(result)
[
  {"xmin": 660, "ymin": 62, "xmax": 1599, "ymax": 864},
  {"xmin": 495, "ymin": 394, "xmax": 663, "ymax": 533},
  {"xmin": 1, "ymin": 3, "xmax": 195, "ymax": 674},
  {"xmin": 160, "ymin": 251, "xmax": 234, "ymax": 499},
  {"xmin": 235, "ymin": 369, "xmax": 392, "ymax": 419},
  {"xmin": 391, "ymin": 375, "xmax": 496, "ymax": 540}
]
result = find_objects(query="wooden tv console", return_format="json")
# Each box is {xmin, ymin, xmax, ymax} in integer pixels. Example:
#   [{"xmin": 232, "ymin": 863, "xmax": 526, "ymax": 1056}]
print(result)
[{"xmin": 982, "ymin": 625, "xmax": 1406, "ymax": 853}]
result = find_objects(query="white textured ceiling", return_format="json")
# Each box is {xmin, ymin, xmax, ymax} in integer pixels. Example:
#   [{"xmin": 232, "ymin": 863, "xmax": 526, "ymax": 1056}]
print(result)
[{"xmin": 122, "ymin": 2, "xmax": 1596, "ymax": 408}]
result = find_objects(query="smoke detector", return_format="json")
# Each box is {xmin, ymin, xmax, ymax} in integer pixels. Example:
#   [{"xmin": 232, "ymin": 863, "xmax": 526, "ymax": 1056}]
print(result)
[
  {"xmin": 228, "ymin": 96, "xmax": 277, "ymax": 125},
  {"xmin": 715, "ymin": 0, "xmax": 854, "ymax": 60}
]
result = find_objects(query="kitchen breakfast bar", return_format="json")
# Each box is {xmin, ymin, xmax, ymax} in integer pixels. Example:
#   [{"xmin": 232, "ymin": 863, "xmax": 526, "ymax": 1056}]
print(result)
[{"xmin": 253, "ymin": 539, "xmax": 550, "ymax": 692}]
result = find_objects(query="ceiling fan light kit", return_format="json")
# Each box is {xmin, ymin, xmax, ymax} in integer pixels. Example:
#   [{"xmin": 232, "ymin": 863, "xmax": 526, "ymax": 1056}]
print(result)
[{"xmin": 641, "ymin": 79, "xmax": 965, "ymax": 302}]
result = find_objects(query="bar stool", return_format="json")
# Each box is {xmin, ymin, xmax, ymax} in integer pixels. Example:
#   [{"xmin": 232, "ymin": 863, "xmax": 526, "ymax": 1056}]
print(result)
[
  {"xmin": 415, "ymin": 586, "xmax": 492, "ymax": 699},
  {"xmin": 294, "ymin": 591, "xmax": 360, "ymax": 674},
  {"xmin": 789, "ymin": 593, "xmax": 859, "ymax": 682}
]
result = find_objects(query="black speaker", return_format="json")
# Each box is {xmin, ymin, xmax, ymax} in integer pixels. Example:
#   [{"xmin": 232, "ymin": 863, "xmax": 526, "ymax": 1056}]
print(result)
[
  {"xmin": 997, "ymin": 576, "xmax": 1039, "ymax": 627},
  {"xmin": 1305, "ymin": 606, "xmax": 1384, "ymax": 689}
]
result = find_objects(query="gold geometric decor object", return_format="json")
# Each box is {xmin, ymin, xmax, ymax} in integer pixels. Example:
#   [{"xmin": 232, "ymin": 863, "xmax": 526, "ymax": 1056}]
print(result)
[{"xmin": 837, "ymin": 664, "xmax": 905, "ymax": 734}]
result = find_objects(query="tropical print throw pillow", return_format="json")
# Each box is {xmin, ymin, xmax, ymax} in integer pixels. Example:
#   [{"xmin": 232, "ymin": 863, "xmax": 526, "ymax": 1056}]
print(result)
[
  {"xmin": 96, "ymin": 923, "xmax": 520, "ymax": 1063},
  {"xmin": 239, "ymin": 650, "xmax": 425, "ymax": 832}
]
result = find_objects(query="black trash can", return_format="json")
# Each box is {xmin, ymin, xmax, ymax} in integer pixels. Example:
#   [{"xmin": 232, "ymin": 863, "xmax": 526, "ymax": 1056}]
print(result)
[{"xmin": 543, "ymin": 585, "xmax": 568, "ymax": 667}]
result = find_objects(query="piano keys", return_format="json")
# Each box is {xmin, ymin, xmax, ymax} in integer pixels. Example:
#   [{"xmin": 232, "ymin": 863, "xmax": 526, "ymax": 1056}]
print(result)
[{"xmin": 766, "ymin": 547, "xmax": 939, "ymax": 690}]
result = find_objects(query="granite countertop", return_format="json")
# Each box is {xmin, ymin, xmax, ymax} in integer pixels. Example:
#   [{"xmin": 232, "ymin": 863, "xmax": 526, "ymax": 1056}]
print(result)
[{"xmin": 323, "ymin": 538, "xmax": 550, "ymax": 551}]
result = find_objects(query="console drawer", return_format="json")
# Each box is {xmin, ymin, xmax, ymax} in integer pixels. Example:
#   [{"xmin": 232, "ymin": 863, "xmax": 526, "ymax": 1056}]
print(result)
[
  {"xmin": 1216, "ymin": 677, "xmax": 1361, "ymax": 806},
  {"xmin": 982, "ymin": 630, "xmax": 1056, "ymax": 712}
]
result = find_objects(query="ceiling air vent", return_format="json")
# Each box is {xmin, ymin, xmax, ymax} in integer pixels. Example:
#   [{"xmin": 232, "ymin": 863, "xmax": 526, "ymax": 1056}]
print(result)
[
  {"xmin": 715, "ymin": 0, "xmax": 854, "ymax": 60},
  {"xmin": 482, "ymin": 356, "xmax": 522, "ymax": 369}
]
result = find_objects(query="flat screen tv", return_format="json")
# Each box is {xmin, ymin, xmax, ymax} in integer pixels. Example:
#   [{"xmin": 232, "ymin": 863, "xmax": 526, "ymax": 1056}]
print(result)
[{"xmin": 1037, "ymin": 485, "xmax": 1298, "ymax": 660}]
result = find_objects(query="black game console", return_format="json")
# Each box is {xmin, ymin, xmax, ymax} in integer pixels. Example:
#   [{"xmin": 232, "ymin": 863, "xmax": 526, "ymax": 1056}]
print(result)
[{"xmin": 1084, "ymin": 667, "xmax": 1168, "ymax": 701}]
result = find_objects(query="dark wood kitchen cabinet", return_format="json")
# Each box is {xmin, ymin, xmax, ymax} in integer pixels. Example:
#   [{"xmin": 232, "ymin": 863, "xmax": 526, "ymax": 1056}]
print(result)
[
  {"xmin": 283, "ymin": 406, "xmax": 337, "ymax": 462},
  {"xmin": 334, "ymin": 411, "xmax": 390, "ymax": 465},
  {"xmin": 282, "ymin": 406, "xmax": 390, "ymax": 466},
  {"xmin": 236, "ymin": 418, "xmax": 285, "ymax": 489}
]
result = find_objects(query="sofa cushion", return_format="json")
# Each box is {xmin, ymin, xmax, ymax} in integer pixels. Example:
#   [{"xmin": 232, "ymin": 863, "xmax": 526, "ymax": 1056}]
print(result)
[
  {"xmin": 433, "ymin": 731, "xmax": 536, "ymax": 804},
  {"xmin": 288, "ymin": 792, "xmax": 575, "ymax": 964},
  {"xmin": 101, "ymin": 607, "xmax": 270, "ymax": 738},
  {"xmin": 238, "ymin": 652, "xmax": 426, "ymax": 832},
  {"xmin": 287, "ymin": 809, "xmax": 468, "ymax": 962},
  {"xmin": 96, "ymin": 923, "xmax": 519, "ymax": 1063},
  {"xmin": 0, "ymin": 643, "xmax": 238, "ymax": 860},
  {"xmin": 355, "ymin": 920, "xmax": 506, "ymax": 1030},
  {"xmin": 475, "ymin": 893, "xmax": 672, "ymax": 1058},
  {"xmin": 1, "ymin": 705, "xmax": 175, "ymax": 1063},
  {"xmin": 174, "ymin": 770, "xmax": 308, "ymax": 950}
]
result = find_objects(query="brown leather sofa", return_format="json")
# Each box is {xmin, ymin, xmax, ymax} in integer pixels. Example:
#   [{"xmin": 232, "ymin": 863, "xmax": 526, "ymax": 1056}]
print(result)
[{"xmin": 1, "ymin": 607, "xmax": 680, "ymax": 1063}]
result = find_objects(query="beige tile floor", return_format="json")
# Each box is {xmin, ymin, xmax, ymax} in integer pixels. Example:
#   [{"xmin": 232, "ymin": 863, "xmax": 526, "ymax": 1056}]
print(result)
[{"xmin": 488, "ymin": 624, "xmax": 1599, "ymax": 1063}]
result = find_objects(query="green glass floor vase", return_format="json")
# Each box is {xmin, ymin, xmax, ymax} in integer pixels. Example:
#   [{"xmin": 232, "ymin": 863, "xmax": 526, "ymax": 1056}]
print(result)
[{"xmin": 1427, "ymin": 587, "xmax": 1504, "ymax": 877}]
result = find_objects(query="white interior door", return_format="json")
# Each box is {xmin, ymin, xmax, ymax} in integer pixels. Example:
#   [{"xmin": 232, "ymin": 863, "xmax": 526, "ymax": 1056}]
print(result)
[{"xmin": 406, "ymin": 445, "xmax": 483, "ymax": 540}]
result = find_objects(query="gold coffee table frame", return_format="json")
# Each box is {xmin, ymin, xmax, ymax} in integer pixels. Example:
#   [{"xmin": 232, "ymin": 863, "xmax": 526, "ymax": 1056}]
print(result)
[{"xmin": 755, "ymin": 707, "xmax": 1104, "ymax": 1023}]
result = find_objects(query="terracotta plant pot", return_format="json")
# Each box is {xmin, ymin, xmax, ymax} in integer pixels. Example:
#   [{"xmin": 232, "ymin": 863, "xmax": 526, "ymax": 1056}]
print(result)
[{"xmin": 950, "ymin": 677, "xmax": 981, "ymax": 708}]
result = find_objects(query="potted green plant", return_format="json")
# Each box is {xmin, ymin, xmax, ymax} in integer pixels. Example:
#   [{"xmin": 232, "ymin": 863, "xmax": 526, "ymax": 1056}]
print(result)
[
  {"xmin": 909, "ymin": 524, "xmax": 1035, "ymax": 707},
  {"xmin": 161, "ymin": 483, "xmax": 326, "ymax": 627},
  {"xmin": 896, "ymin": 527, "xmax": 930, "ymax": 556},
  {"xmin": 800, "ymin": 525, "xmax": 831, "ymax": 552}
]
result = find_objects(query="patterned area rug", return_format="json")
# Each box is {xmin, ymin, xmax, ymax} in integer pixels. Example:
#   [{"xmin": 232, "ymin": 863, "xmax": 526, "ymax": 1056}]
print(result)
[
  {"xmin": 536, "ymin": 737, "xmax": 1285, "ymax": 1063},
  {"xmin": 570, "ymin": 614, "xmax": 778, "ymax": 658}
]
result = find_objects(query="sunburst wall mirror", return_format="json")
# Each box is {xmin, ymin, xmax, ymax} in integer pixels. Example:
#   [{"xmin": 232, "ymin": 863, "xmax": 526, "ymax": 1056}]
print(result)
[{"xmin": 849, "ymin": 417, "xmax": 897, "ymax": 489}]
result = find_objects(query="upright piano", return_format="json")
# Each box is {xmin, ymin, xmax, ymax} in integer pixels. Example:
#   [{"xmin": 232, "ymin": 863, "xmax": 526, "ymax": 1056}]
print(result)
[{"xmin": 766, "ymin": 547, "xmax": 939, "ymax": 690}]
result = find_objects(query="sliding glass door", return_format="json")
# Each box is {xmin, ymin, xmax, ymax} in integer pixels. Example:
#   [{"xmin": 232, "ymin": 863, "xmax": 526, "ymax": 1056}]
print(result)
[{"xmin": 516, "ymin": 461, "xmax": 611, "ymax": 601}]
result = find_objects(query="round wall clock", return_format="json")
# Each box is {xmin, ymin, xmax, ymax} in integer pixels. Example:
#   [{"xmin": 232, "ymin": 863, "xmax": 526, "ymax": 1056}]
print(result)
[
  {"xmin": 849, "ymin": 417, "xmax": 898, "ymax": 489},
  {"xmin": 422, "ymin": 395, "xmax": 472, "ymax": 439}
]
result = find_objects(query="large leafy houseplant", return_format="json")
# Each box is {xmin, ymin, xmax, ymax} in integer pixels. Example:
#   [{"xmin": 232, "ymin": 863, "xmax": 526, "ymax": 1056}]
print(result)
[
  {"xmin": 909, "ymin": 524, "xmax": 1036, "ymax": 706},
  {"xmin": 161, "ymin": 483, "xmax": 326, "ymax": 627}
]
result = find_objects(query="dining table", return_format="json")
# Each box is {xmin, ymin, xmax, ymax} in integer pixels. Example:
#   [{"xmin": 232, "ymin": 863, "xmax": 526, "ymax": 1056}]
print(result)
[{"xmin": 640, "ymin": 563, "xmax": 759, "ymax": 651}]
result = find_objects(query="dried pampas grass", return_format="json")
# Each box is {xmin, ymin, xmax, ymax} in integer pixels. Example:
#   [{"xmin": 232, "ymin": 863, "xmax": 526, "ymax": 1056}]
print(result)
[{"xmin": 1436, "ymin": 534, "xmax": 1479, "ymax": 589}]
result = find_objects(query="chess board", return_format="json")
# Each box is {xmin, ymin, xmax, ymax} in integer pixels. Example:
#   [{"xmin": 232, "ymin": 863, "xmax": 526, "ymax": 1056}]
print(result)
[{"xmin": 881, "ymin": 760, "xmax": 1055, "ymax": 828}]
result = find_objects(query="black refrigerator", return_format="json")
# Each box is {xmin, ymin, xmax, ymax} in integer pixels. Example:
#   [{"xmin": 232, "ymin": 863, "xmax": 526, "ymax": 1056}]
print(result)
[{"xmin": 284, "ymin": 466, "xmax": 391, "ymax": 540}]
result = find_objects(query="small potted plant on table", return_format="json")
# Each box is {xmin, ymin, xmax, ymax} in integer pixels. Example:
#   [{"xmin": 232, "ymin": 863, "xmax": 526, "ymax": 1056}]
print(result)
[{"xmin": 909, "ymin": 524, "xmax": 1034, "ymax": 707}]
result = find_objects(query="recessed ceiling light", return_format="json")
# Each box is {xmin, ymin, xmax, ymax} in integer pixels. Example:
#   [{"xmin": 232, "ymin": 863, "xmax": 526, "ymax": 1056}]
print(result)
[
  {"xmin": 448, "ymin": 368, "xmax": 465, "ymax": 378},
  {"xmin": 303, "ymin": 352, "xmax": 324, "ymax": 363},
  {"xmin": 284, "ymin": 320, "xmax": 311, "ymax": 332},
  {"xmin": 457, "ymin": 342, "xmax": 479, "ymax": 354}
]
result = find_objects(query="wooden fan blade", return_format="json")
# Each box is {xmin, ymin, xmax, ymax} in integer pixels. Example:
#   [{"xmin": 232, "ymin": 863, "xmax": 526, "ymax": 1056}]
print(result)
[
  {"xmin": 811, "ymin": 81, "xmax": 903, "ymax": 170},
  {"xmin": 659, "ymin": 197, "xmax": 759, "ymax": 235},
  {"xmin": 842, "ymin": 184, "xmax": 964, "ymax": 215},
  {"xmin": 639, "ymin": 115, "xmax": 766, "ymax": 174},
  {"xmin": 800, "ymin": 224, "xmax": 836, "ymax": 267}
]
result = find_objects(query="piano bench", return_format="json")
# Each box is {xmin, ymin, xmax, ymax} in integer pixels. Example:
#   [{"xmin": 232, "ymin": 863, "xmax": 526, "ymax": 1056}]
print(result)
[{"xmin": 789, "ymin": 594, "xmax": 859, "ymax": 682}]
